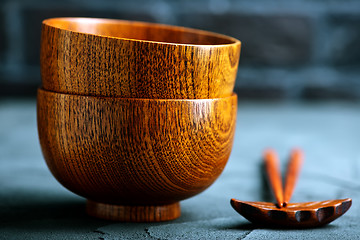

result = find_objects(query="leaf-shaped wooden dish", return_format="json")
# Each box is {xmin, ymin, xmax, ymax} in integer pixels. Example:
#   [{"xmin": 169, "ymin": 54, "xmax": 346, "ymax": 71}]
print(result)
[{"xmin": 231, "ymin": 198, "xmax": 352, "ymax": 228}]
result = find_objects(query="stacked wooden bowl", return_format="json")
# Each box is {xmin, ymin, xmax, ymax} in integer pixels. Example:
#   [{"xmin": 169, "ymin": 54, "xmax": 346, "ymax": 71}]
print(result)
[{"xmin": 37, "ymin": 17, "xmax": 241, "ymax": 222}]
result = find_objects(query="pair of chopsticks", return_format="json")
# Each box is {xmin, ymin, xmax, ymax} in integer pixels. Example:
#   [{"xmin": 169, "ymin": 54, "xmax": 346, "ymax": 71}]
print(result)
[{"xmin": 264, "ymin": 148, "xmax": 304, "ymax": 208}]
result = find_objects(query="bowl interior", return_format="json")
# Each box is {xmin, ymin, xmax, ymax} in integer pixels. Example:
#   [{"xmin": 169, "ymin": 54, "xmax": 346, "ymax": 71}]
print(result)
[{"xmin": 43, "ymin": 17, "xmax": 238, "ymax": 45}]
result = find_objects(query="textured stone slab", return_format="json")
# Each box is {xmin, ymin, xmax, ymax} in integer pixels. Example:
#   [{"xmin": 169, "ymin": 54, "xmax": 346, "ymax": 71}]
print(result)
[{"xmin": 147, "ymin": 217, "xmax": 251, "ymax": 240}]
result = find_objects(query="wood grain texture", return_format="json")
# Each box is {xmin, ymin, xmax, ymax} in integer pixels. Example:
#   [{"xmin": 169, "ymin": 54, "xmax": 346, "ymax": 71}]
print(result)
[
  {"xmin": 40, "ymin": 17, "xmax": 241, "ymax": 99},
  {"xmin": 231, "ymin": 198, "xmax": 352, "ymax": 228},
  {"xmin": 86, "ymin": 200, "xmax": 180, "ymax": 222},
  {"xmin": 37, "ymin": 88, "xmax": 237, "ymax": 221}
]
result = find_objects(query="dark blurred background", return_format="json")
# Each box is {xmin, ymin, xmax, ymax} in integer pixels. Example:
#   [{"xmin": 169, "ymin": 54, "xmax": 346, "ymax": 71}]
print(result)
[{"xmin": 0, "ymin": 0, "xmax": 359, "ymax": 100}]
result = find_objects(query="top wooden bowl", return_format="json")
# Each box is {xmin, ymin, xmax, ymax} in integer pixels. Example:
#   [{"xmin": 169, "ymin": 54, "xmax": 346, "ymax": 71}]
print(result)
[{"xmin": 41, "ymin": 17, "xmax": 241, "ymax": 99}]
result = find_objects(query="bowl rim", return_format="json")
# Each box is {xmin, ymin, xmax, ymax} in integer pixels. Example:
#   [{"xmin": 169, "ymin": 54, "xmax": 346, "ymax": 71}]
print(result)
[
  {"xmin": 42, "ymin": 17, "xmax": 241, "ymax": 48},
  {"xmin": 38, "ymin": 88, "xmax": 237, "ymax": 102}
]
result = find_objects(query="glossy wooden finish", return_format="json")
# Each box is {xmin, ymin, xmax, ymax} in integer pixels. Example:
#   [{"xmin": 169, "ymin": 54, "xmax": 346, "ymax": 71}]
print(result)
[
  {"xmin": 230, "ymin": 198, "xmax": 352, "ymax": 228},
  {"xmin": 284, "ymin": 149, "xmax": 303, "ymax": 206},
  {"xmin": 264, "ymin": 149, "xmax": 284, "ymax": 208},
  {"xmin": 41, "ymin": 17, "xmax": 241, "ymax": 99},
  {"xmin": 86, "ymin": 201, "xmax": 180, "ymax": 222},
  {"xmin": 37, "ymin": 88, "xmax": 237, "ymax": 222}
]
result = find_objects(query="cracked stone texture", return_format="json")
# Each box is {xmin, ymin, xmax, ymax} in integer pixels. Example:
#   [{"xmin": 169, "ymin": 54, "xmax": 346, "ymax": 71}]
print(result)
[{"xmin": 0, "ymin": 99, "xmax": 359, "ymax": 239}]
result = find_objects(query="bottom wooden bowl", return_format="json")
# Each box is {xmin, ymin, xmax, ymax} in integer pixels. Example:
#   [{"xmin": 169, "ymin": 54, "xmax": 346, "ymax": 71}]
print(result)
[{"xmin": 37, "ymin": 89, "xmax": 237, "ymax": 222}]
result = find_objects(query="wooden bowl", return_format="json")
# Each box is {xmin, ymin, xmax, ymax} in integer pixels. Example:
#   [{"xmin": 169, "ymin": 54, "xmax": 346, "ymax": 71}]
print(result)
[
  {"xmin": 37, "ymin": 88, "xmax": 237, "ymax": 222},
  {"xmin": 41, "ymin": 17, "xmax": 241, "ymax": 99}
]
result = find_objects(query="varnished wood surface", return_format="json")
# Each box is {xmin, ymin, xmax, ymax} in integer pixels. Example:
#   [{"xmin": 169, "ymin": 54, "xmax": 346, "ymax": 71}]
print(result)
[
  {"xmin": 264, "ymin": 149, "xmax": 284, "ymax": 208},
  {"xmin": 37, "ymin": 89, "xmax": 237, "ymax": 221},
  {"xmin": 86, "ymin": 200, "xmax": 181, "ymax": 222},
  {"xmin": 230, "ymin": 198, "xmax": 352, "ymax": 228},
  {"xmin": 284, "ymin": 149, "xmax": 303, "ymax": 206},
  {"xmin": 40, "ymin": 17, "xmax": 241, "ymax": 99}
]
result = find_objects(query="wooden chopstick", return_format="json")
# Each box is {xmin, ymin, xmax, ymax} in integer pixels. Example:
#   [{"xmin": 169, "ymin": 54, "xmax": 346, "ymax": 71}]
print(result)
[
  {"xmin": 264, "ymin": 149, "xmax": 284, "ymax": 208},
  {"xmin": 283, "ymin": 148, "xmax": 303, "ymax": 206},
  {"xmin": 264, "ymin": 148, "xmax": 304, "ymax": 208}
]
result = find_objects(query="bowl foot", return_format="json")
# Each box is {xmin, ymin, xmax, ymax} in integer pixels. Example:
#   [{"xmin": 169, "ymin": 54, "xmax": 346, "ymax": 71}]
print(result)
[{"xmin": 86, "ymin": 200, "xmax": 181, "ymax": 222}]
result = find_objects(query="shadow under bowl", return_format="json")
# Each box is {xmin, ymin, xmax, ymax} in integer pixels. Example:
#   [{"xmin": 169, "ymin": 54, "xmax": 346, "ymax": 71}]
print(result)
[
  {"xmin": 41, "ymin": 17, "xmax": 241, "ymax": 99},
  {"xmin": 37, "ymin": 88, "xmax": 237, "ymax": 222}
]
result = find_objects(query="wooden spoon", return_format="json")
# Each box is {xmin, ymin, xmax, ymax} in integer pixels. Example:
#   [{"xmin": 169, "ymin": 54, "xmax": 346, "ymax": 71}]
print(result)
[{"xmin": 231, "ymin": 149, "xmax": 352, "ymax": 228}]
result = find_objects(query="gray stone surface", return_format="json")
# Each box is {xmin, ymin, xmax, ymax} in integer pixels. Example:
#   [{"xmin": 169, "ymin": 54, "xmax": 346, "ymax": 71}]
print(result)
[{"xmin": 0, "ymin": 99, "xmax": 359, "ymax": 239}]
